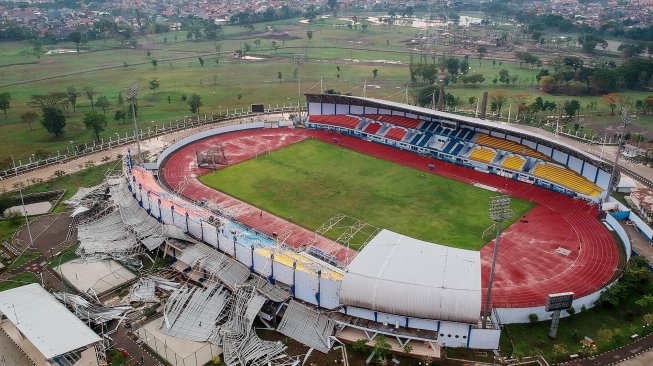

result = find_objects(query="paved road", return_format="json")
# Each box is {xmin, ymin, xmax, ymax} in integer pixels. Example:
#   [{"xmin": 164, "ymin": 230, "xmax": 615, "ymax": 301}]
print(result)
[{"xmin": 565, "ymin": 334, "xmax": 653, "ymax": 366}]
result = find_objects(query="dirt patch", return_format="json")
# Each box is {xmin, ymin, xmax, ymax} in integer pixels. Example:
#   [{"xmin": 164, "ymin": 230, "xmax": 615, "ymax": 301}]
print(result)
[{"xmin": 260, "ymin": 32, "xmax": 302, "ymax": 41}]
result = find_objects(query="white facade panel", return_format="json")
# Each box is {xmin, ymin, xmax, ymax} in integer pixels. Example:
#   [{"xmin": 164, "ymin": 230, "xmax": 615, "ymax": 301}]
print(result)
[
  {"xmin": 378, "ymin": 108, "xmax": 392, "ymax": 115},
  {"xmin": 202, "ymin": 223, "xmax": 218, "ymax": 247},
  {"xmin": 295, "ymin": 270, "xmax": 318, "ymax": 305},
  {"xmin": 596, "ymin": 170, "xmax": 611, "ymax": 189},
  {"xmin": 537, "ymin": 144, "xmax": 552, "ymax": 157},
  {"xmin": 320, "ymin": 278, "xmax": 341, "ymax": 310},
  {"xmin": 437, "ymin": 321, "xmax": 469, "ymax": 347},
  {"xmin": 552, "ymin": 149, "xmax": 568, "ymax": 165},
  {"xmin": 490, "ymin": 131, "xmax": 506, "ymax": 139},
  {"xmin": 335, "ymin": 104, "xmax": 350, "ymax": 115},
  {"xmin": 273, "ymin": 261, "xmax": 294, "ymax": 286},
  {"xmin": 235, "ymin": 243, "xmax": 252, "ymax": 268},
  {"xmin": 521, "ymin": 139, "xmax": 536, "ymax": 149},
  {"xmin": 253, "ymin": 251, "xmax": 272, "ymax": 276},
  {"xmin": 364, "ymin": 106, "xmax": 378, "ymax": 114},
  {"xmin": 350, "ymin": 105, "xmax": 364, "ymax": 115},
  {"xmin": 582, "ymin": 163, "xmax": 597, "ymax": 181},
  {"xmin": 188, "ymin": 219, "xmax": 202, "ymax": 239},
  {"xmin": 308, "ymin": 102, "xmax": 321, "ymax": 115},
  {"xmin": 569, "ymin": 155, "xmax": 583, "ymax": 174},
  {"xmin": 505, "ymin": 134, "xmax": 520, "ymax": 143},
  {"xmin": 322, "ymin": 103, "xmax": 336, "ymax": 115},
  {"xmin": 468, "ymin": 328, "xmax": 501, "ymax": 349}
]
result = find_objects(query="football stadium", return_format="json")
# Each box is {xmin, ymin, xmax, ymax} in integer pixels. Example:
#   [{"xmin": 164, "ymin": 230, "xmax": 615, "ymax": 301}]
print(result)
[{"xmin": 73, "ymin": 93, "xmax": 628, "ymax": 361}]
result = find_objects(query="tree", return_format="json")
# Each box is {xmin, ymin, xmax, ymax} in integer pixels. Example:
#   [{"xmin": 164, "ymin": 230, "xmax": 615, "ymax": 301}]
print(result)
[
  {"xmin": 539, "ymin": 75, "xmax": 556, "ymax": 93},
  {"xmin": 0, "ymin": 92, "xmax": 10, "ymax": 118},
  {"xmin": 83, "ymin": 86, "xmax": 95, "ymax": 111},
  {"xmin": 20, "ymin": 111, "xmax": 38, "ymax": 130},
  {"xmin": 564, "ymin": 100, "xmax": 581, "ymax": 118},
  {"xmin": 28, "ymin": 93, "xmax": 67, "ymax": 109},
  {"xmin": 40, "ymin": 106, "xmax": 66, "ymax": 136},
  {"xmin": 0, "ymin": 197, "xmax": 11, "ymax": 217},
  {"xmin": 643, "ymin": 313, "xmax": 653, "ymax": 327},
  {"xmin": 149, "ymin": 78, "xmax": 160, "ymax": 93},
  {"xmin": 83, "ymin": 111, "xmax": 107, "ymax": 141},
  {"xmin": 327, "ymin": 0, "xmax": 339, "ymax": 17},
  {"xmin": 277, "ymin": 71, "xmax": 282, "ymax": 82},
  {"xmin": 566, "ymin": 307, "xmax": 576, "ymax": 317},
  {"xmin": 68, "ymin": 31, "xmax": 84, "ymax": 52},
  {"xmin": 578, "ymin": 34, "xmax": 608, "ymax": 53},
  {"xmin": 490, "ymin": 89, "xmax": 510, "ymax": 114},
  {"xmin": 498, "ymin": 69, "xmax": 511, "ymax": 85},
  {"xmin": 66, "ymin": 86, "xmax": 78, "ymax": 112},
  {"xmin": 306, "ymin": 30, "xmax": 313, "ymax": 40},
  {"xmin": 477, "ymin": 45, "xmax": 487, "ymax": 66},
  {"xmin": 95, "ymin": 96, "xmax": 110, "ymax": 114},
  {"xmin": 198, "ymin": 56, "xmax": 204, "ymax": 67},
  {"xmin": 151, "ymin": 59, "xmax": 158, "ymax": 70},
  {"xmin": 352, "ymin": 339, "xmax": 367, "ymax": 352},
  {"xmin": 189, "ymin": 93, "xmax": 202, "ymax": 113},
  {"xmin": 373, "ymin": 335, "xmax": 391, "ymax": 364},
  {"xmin": 602, "ymin": 93, "xmax": 621, "ymax": 115},
  {"xmin": 372, "ymin": 69, "xmax": 379, "ymax": 78}
]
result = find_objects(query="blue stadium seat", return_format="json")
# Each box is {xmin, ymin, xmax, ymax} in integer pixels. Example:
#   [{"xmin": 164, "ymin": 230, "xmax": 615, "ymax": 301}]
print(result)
[
  {"xmin": 452, "ymin": 143, "xmax": 465, "ymax": 156},
  {"xmin": 443, "ymin": 140, "xmax": 457, "ymax": 154},
  {"xmin": 410, "ymin": 133, "xmax": 423, "ymax": 145},
  {"xmin": 418, "ymin": 132, "xmax": 433, "ymax": 147}
]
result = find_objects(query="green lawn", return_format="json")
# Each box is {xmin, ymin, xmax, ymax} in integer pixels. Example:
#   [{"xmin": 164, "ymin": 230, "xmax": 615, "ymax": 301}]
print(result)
[
  {"xmin": 199, "ymin": 139, "xmax": 533, "ymax": 250},
  {"xmin": 8, "ymin": 250, "xmax": 42, "ymax": 271},
  {"xmin": 47, "ymin": 243, "xmax": 79, "ymax": 267},
  {"xmin": 0, "ymin": 272, "xmax": 39, "ymax": 292}
]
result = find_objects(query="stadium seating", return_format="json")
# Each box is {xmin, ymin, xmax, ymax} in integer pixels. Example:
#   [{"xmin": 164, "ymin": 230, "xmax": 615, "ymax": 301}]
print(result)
[
  {"xmin": 502, "ymin": 155, "xmax": 526, "ymax": 171},
  {"xmin": 416, "ymin": 132, "xmax": 433, "ymax": 147},
  {"xmin": 364, "ymin": 122, "xmax": 382, "ymax": 134},
  {"xmin": 532, "ymin": 163, "xmax": 603, "ymax": 197},
  {"xmin": 420, "ymin": 121, "xmax": 439, "ymax": 133},
  {"xmin": 468, "ymin": 147, "xmax": 497, "ymax": 164},
  {"xmin": 475, "ymin": 134, "xmax": 550, "ymax": 160},
  {"xmin": 363, "ymin": 114, "xmax": 421, "ymax": 129},
  {"xmin": 309, "ymin": 115, "xmax": 361, "ymax": 129},
  {"xmin": 384, "ymin": 127, "xmax": 407, "ymax": 141}
]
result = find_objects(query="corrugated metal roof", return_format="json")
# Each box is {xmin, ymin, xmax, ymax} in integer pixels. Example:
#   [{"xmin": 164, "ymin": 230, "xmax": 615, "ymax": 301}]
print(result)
[
  {"xmin": 0, "ymin": 284, "xmax": 101, "ymax": 359},
  {"xmin": 340, "ymin": 230, "xmax": 481, "ymax": 324}
]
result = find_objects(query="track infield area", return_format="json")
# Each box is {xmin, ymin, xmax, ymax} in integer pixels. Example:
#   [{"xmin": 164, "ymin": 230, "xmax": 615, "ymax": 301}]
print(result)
[{"xmin": 199, "ymin": 139, "xmax": 534, "ymax": 251}]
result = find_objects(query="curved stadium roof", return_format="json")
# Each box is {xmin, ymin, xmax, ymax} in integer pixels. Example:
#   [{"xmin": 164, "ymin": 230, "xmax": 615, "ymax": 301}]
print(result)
[{"xmin": 340, "ymin": 230, "xmax": 482, "ymax": 324}]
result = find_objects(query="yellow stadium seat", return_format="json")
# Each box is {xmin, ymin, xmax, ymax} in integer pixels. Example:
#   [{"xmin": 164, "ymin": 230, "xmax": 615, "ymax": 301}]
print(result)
[
  {"xmin": 476, "ymin": 134, "xmax": 549, "ymax": 161},
  {"xmin": 469, "ymin": 147, "xmax": 497, "ymax": 164},
  {"xmin": 502, "ymin": 155, "xmax": 526, "ymax": 171},
  {"xmin": 532, "ymin": 163, "xmax": 603, "ymax": 196}
]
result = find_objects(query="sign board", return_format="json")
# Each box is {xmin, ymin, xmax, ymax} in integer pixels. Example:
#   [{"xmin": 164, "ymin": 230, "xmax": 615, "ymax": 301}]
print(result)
[
  {"xmin": 545, "ymin": 292, "xmax": 574, "ymax": 312},
  {"xmin": 251, "ymin": 104, "xmax": 265, "ymax": 113}
]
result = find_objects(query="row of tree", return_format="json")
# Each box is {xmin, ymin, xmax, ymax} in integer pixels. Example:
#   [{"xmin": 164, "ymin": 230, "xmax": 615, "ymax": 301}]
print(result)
[{"xmin": 538, "ymin": 56, "xmax": 653, "ymax": 95}]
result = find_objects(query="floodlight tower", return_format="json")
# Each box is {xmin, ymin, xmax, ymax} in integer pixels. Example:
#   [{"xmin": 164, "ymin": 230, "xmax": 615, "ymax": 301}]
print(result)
[
  {"xmin": 292, "ymin": 54, "xmax": 304, "ymax": 120},
  {"xmin": 482, "ymin": 195, "xmax": 514, "ymax": 329},
  {"xmin": 127, "ymin": 82, "xmax": 142, "ymax": 164},
  {"xmin": 605, "ymin": 107, "xmax": 630, "ymax": 201}
]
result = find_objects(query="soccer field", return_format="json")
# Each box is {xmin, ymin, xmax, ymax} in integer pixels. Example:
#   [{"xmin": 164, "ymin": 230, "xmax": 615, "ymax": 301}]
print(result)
[{"xmin": 199, "ymin": 140, "xmax": 534, "ymax": 250}]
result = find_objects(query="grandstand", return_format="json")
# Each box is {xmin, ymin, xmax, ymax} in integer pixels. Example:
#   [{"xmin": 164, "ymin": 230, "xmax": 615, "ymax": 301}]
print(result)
[
  {"xmin": 502, "ymin": 155, "xmax": 526, "ymax": 171},
  {"xmin": 363, "ymin": 114, "xmax": 421, "ymax": 129},
  {"xmin": 532, "ymin": 163, "xmax": 603, "ymax": 197},
  {"xmin": 475, "ymin": 134, "xmax": 549, "ymax": 160},
  {"xmin": 384, "ymin": 127, "xmax": 407, "ymax": 141},
  {"xmin": 468, "ymin": 147, "xmax": 497, "ymax": 164},
  {"xmin": 308, "ymin": 115, "xmax": 361, "ymax": 130}
]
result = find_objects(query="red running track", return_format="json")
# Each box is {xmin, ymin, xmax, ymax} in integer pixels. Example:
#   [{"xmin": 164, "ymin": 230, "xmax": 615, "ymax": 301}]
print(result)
[{"xmin": 161, "ymin": 128, "xmax": 620, "ymax": 308}]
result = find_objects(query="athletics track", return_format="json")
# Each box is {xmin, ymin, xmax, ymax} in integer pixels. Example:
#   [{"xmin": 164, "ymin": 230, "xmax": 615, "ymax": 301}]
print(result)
[{"xmin": 160, "ymin": 127, "xmax": 620, "ymax": 308}]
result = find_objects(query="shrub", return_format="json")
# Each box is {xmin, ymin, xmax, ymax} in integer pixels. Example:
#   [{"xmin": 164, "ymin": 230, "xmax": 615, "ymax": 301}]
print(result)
[{"xmin": 528, "ymin": 313, "xmax": 539, "ymax": 324}]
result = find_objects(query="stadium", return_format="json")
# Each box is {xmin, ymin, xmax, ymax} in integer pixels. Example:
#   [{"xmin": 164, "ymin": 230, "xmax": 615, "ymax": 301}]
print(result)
[{"xmin": 82, "ymin": 93, "xmax": 627, "ymax": 360}]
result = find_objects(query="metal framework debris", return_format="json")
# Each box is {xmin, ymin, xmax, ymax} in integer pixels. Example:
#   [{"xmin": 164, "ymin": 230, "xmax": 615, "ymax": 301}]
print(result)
[{"xmin": 277, "ymin": 300, "xmax": 335, "ymax": 354}]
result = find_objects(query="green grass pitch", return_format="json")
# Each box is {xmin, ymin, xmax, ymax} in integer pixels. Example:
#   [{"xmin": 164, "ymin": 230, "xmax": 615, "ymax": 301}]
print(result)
[{"xmin": 199, "ymin": 139, "xmax": 534, "ymax": 250}]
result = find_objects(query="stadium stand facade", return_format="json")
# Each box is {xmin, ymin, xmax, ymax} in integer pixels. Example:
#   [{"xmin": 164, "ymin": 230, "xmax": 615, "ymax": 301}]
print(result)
[{"xmin": 305, "ymin": 94, "xmax": 614, "ymax": 200}]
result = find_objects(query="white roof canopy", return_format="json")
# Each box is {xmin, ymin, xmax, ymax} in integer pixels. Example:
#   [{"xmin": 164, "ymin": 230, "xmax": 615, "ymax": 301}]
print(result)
[
  {"xmin": 340, "ymin": 230, "xmax": 481, "ymax": 324},
  {"xmin": 0, "ymin": 284, "xmax": 101, "ymax": 359}
]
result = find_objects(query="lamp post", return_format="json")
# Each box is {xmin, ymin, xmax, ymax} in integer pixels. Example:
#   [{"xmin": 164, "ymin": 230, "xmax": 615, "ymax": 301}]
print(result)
[
  {"xmin": 127, "ymin": 82, "xmax": 143, "ymax": 165},
  {"xmin": 292, "ymin": 54, "xmax": 304, "ymax": 120},
  {"xmin": 482, "ymin": 195, "xmax": 513, "ymax": 329},
  {"xmin": 605, "ymin": 107, "xmax": 630, "ymax": 201}
]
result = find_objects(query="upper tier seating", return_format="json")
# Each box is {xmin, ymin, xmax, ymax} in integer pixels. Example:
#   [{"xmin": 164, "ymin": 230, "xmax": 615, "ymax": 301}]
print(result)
[
  {"xmin": 468, "ymin": 147, "xmax": 497, "ymax": 164},
  {"xmin": 384, "ymin": 127, "xmax": 407, "ymax": 141},
  {"xmin": 475, "ymin": 134, "xmax": 550, "ymax": 160},
  {"xmin": 532, "ymin": 163, "xmax": 603, "ymax": 197},
  {"xmin": 363, "ymin": 114, "xmax": 421, "ymax": 129},
  {"xmin": 309, "ymin": 115, "xmax": 361, "ymax": 129},
  {"xmin": 502, "ymin": 155, "xmax": 526, "ymax": 171},
  {"xmin": 420, "ymin": 121, "xmax": 439, "ymax": 133},
  {"xmin": 364, "ymin": 122, "xmax": 382, "ymax": 134}
]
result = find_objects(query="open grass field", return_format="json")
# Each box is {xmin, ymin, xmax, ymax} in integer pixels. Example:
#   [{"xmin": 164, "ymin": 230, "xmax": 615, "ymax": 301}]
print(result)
[
  {"xmin": 199, "ymin": 139, "xmax": 533, "ymax": 250},
  {"xmin": 0, "ymin": 272, "xmax": 39, "ymax": 292},
  {"xmin": 0, "ymin": 17, "xmax": 650, "ymax": 163}
]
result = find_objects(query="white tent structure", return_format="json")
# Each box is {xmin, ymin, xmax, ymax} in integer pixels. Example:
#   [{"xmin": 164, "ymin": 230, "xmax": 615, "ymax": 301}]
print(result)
[
  {"xmin": 0, "ymin": 284, "xmax": 103, "ymax": 366},
  {"xmin": 340, "ymin": 229, "xmax": 482, "ymax": 324}
]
